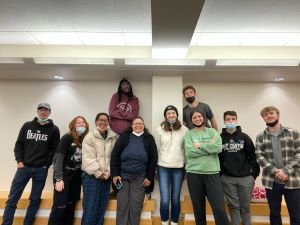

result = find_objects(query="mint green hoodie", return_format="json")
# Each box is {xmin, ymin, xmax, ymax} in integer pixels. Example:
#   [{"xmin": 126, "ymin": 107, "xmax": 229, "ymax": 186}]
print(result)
[{"xmin": 184, "ymin": 128, "xmax": 222, "ymax": 174}]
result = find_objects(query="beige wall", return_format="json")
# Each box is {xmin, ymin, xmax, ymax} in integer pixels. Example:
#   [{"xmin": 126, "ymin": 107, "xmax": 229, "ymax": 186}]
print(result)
[
  {"xmin": 0, "ymin": 79, "xmax": 300, "ymax": 214},
  {"xmin": 0, "ymin": 80, "xmax": 152, "ymax": 191}
]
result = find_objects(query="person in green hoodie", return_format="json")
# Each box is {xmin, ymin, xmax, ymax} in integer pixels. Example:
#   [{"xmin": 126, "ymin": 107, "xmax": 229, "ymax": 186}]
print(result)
[{"xmin": 184, "ymin": 110, "xmax": 229, "ymax": 225}]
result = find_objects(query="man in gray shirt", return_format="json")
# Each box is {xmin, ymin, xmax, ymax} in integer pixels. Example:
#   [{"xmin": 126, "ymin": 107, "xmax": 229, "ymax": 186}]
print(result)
[
  {"xmin": 182, "ymin": 85, "xmax": 218, "ymax": 130},
  {"xmin": 256, "ymin": 106, "xmax": 300, "ymax": 225}
]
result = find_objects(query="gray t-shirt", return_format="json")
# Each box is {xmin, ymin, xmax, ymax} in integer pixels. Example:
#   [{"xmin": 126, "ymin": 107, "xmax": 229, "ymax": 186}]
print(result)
[
  {"xmin": 183, "ymin": 102, "xmax": 214, "ymax": 130},
  {"xmin": 270, "ymin": 130, "xmax": 285, "ymax": 184}
]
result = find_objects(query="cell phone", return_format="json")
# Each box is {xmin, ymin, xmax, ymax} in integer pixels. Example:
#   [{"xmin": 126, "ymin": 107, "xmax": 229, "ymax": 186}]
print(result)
[{"xmin": 115, "ymin": 179, "xmax": 122, "ymax": 189}]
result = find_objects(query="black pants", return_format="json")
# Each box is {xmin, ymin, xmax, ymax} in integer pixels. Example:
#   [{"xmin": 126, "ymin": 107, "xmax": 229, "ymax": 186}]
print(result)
[
  {"xmin": 48, "ymin": 172, "xmax": 81, "ymax": 225},
  {"xmin": 266, "ymin": 182, "xmax": 300, "ymax": 225},
  {"xmin": 186, "ymin": 172, "xmax": 229, "ymax": 225}
]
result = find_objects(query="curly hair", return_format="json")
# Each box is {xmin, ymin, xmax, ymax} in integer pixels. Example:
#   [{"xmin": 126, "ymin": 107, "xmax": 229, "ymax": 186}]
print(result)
[{"xmin": 69, "ymin": 116, "xmax": 89, "ymax": 147}]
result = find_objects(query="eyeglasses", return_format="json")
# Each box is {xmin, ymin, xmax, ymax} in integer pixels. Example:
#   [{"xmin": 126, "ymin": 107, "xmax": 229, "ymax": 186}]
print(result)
[
  {"xmin": 132, "ymin": 123, "xmax": 144, "ymax": 126},
  {"xmin": 98, "ymin": 119, "xmax": 108, "ymax": 123}
]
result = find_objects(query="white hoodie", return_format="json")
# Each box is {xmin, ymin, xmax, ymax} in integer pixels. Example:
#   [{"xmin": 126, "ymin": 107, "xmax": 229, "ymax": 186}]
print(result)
[{"xmin": 154, "ymin": 125, "xmax": 188, "ymax": 168}]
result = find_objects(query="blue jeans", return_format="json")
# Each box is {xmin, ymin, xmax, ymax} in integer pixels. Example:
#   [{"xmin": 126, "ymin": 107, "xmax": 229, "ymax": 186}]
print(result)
[
  {"xmin": 2, "ymin": 166, "xmax": 48, "ymax": 225},
  {"xmin": 157, "ymin": 166, "xmax": 185, "ymax": 222},
  {"xmin": 81, "ymin": 175, "xmax": 110, "ymax": 225},
  {"xmin": 266, "ymin": 182, "xmax": 300, "ymax": 225}
]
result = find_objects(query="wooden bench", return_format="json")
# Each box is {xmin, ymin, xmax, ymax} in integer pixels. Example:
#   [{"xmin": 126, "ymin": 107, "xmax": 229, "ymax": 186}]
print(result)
[
  {"xmin": 181, "ymin": 195, "xmax": 289, "ymax": 225},
  {"xmin": 0, "ymin": 192, "xmax": 156, "ymax": 225}
]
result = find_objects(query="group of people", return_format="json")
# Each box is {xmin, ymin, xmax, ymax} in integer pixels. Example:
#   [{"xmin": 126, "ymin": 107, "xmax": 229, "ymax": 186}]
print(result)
[{"xmin": 1, "ymin": 80, "xmax": 300, "ymax": 225}]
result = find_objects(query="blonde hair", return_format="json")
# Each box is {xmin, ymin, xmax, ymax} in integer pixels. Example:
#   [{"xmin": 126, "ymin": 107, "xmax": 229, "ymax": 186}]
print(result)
[{"xmin": 260, "ymin": 106, "xmax": 280, "ymax": 117}]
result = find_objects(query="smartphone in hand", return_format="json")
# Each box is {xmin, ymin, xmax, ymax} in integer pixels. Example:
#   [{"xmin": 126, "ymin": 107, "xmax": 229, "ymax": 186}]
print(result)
[{"xmin": 115, "ymin": 179, "xmax": 122, "ymax": 189}]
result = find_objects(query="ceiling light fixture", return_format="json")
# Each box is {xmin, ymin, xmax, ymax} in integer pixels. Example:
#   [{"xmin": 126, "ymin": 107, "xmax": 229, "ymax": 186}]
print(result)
[
  {"xmin": 125, "ymin": 59, "xmax": 205, "ymax": 66},
  {"xmin": 54, "ymin": 75, "xmax": 64, "ymax": 80},
  {"xmin": 274, "ymin": 77, "xmax": 284, "ymax": 82},
  {"xmin": 0, "ymin": 58, "xmax": 24, "ymax": 64},
  {"xmin": 152, "ymin": 48, "xmax": 188, "ymax": 59},
  {"xmin": 216, "ymin": 59, "xmax": 299, "ymax": 66},
  {"xmin": 34, "ymin": 58, "xmax": 114, "ymax": 65}
]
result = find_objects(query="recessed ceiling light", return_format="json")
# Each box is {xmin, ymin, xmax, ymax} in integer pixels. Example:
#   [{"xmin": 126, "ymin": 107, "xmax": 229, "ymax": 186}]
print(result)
[
  {"xmin": 216, "ymin": 59, "xmax": 299, "ymax": 66},
  {"xmin": 0, "ymin": 58, "xmax": 24, "ymax": 64},
  {"xmin": 54, "ymin": 75, "xmax": 64, "ymax": 80},
  {"xmin": 34, "ymin": 58, "xmax": 114, "ymax": 65},
  {"xmin": 125, "ymin": 59, "xmax": 205, "ymax": 66},
  {"xmin": 274, "ymin": 77, "xmax": 284, "ymax": 81},
  {"xmin": 152, "ymin": 48, "xmax": 188, "ymax": 59}
]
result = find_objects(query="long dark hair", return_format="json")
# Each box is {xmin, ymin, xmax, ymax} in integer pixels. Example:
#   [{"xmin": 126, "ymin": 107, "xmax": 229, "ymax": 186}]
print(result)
[{"xmin": 117, "ymin": 78, "xmax": 134, "ymax": 102}]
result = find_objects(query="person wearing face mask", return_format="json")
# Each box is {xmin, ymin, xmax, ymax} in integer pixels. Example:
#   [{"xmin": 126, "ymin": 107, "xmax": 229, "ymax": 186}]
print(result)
[
  {"xmin": 184, "ymin": 110, "xmax": 229, "ymax": 225},
  {"xmin": 182, "ymin": 85, "xmax": 218, "ymax": 131},
  {"xmin": 48, "ymin": 116, "xmax": 89, "ymax": 225},
  {"xmin": 256, "ymin": 106, "xmax": 300, "ymax": 225},
  {"xmin": 218, "ymin": 111, "xmax": 260, "ymax": 225},
  {"xmin": 81, "ymin": 113, "xmax": 117, "ymax": 225},
  {"xmin": 109, "ymin": 78, "xmax": 139, "ymax": 135},
  {"xmin": 2, "ymin": 103, "xmax": 60, "ymax": 225},
  {"xmin": 154, "ymin": 105, "xmax": 188, "ymax": 225},
  {"xmin": 110, "ymin": 117, "xmax": 158, "ymax": 225}
]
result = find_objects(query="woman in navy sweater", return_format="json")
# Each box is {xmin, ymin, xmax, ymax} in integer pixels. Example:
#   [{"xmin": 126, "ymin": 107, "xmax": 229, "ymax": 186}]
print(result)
[{"xmin": 110, "ymin": 116, "xmax": 158, "ymax": 225}]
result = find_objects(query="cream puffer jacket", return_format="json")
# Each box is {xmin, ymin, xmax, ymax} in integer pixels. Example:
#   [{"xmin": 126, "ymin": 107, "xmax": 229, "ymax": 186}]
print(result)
[
  {"xmin": 82, "ymin": 127, "xmax": 117, "ymax": 179},
  {"xmin": 154, "ymin": 125, "xmax": 188, "ymax": 168}
]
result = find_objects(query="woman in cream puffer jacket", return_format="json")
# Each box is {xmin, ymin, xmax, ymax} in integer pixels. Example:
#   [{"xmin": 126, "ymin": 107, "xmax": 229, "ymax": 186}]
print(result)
[{"xmin": 81, "ymin": 112, "xmax": 117, "ymax": 225}]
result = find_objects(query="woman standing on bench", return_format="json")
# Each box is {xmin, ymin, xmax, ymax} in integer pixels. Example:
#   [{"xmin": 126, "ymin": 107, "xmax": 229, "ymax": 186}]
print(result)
[
  {"xmin": 184, "ymin": 110, "xmax": 229, "ymax": 225},
  {"xmin": 154, "ymin": 105, "xmax": 188, "ymax": 225},
  {"xmin": 48, "ymin": 116, "xmax": 89, "ymax": 225}
]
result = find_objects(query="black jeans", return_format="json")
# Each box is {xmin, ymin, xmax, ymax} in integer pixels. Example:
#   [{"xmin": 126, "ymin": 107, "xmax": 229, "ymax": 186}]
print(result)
[
  {"xmin": 186, "ymin": 172, "xmax": 230, "ymax": 225},
  {"xmin": 48, "ymin": 171, "xmax": 81, "ymax": 225},
  {"xmin": 266, "ymin": 182, "xmax": 300, "ymax": 225}
]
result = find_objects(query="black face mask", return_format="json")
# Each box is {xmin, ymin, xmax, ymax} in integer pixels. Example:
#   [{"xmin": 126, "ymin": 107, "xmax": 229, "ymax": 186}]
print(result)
[
  {"xmin": 266, "ymin": 119, "xmax": 279, "ymax": 127},
  {"xmin": 193, "ymin": 122, "xmax": 204, "ymax": 128},
  {"xmin": 185, "ymin": 96, "xmax": 195, "ymax": 104}
]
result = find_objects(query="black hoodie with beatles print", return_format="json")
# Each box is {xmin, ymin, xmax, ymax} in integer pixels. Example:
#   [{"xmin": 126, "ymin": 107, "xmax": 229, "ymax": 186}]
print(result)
[{"xmin": 14, "ymin": 117, "xmax": 60, "ymax": 167}]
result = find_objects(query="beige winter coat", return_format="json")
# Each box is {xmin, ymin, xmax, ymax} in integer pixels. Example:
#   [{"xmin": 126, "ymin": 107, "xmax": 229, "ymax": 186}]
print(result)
[{"xmin": 81, "ymin": 127, "xmax": 117, "ymax": 179}]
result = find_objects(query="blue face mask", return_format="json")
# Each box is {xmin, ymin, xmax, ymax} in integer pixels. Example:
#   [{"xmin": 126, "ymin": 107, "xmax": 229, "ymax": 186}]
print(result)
[
  {"xmin": 225, "ymin": 123, "xmax": 237, "ymax": 129},
  {"xmin": 167, "ymin": 119, "xmax": 177, "ymax": 124},
  {"xmin": 76, "ymin": 127, "xmax": 86, "ymax": 135}
]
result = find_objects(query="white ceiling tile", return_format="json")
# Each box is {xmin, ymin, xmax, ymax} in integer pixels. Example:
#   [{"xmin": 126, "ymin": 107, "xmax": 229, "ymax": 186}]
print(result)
[
  {"xmin": 123, "ymin": 33, "xmax": 151, "ymax": 46},
  {"xmin": 114, "ymin": 0, "xmax": 151, "ymax": 32},
  {"xmin": 240, "ymin": 33, "xmax": 297, "ymax": 46},
  {"xmin": 31, "ymin": 32, "xmax": 82, "ymax": 45},
  {"xmin": 0, "ymin": 32, "xmax": 39, "ymax": 45},
  {"xmin": 196, "ymin": 33, "xmax": 248, "ymax": 46},
  {"xmin": 77, "ymin": 33, "xmax": 126, "ymax": 46},
  {"xmin": 195, "ymin": 0, "xmax": 300, "ymax": 33}
]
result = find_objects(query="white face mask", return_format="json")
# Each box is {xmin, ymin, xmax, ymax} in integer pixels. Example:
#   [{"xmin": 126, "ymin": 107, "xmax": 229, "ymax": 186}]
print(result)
[
  {"xmin": 132, "ymin": 131, "xmax": 144, "ymax": 136},
  {"xmin": 97, "ymin": 126, "xmax": 107, "ymax": 132}
]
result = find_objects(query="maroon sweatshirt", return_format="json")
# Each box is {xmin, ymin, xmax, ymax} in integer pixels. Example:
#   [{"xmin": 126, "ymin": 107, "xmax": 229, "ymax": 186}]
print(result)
[{"xmin": 108, "ymin": 93, "xmax": 139, "ymax": 134}]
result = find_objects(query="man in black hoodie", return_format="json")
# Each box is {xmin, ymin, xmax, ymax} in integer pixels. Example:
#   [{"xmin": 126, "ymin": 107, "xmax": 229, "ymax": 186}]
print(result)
[
  {"xmin": 2, "ymin": 103, "xmax": 60, "ymax": 225},
  {"xmin": 219, "ymin": 111, "xmax": 260, "ymax": 225}
]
